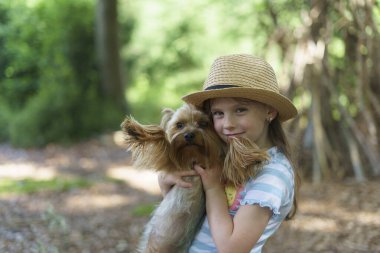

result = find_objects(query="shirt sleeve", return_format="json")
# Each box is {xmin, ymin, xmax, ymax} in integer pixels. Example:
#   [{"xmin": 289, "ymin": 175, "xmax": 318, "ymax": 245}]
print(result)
[{"xmin": 240, "ymin": 163, "xmax": 294, "ymax": 218}]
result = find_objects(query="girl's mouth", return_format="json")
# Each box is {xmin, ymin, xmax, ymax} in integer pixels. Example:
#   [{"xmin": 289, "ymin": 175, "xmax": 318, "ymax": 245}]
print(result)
[
  {"xmin": 225, "ymin": 133, "xmax": 244, "ymax": 138},
  {"xmin": 224, "ymin": 133, "xmax": 245, "ymax": 141}
]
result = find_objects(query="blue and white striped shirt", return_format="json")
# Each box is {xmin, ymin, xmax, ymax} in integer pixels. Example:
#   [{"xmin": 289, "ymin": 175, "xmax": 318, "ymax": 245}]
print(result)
[{"xmin": 189, "ymin": 146, "xmax": 295, "ymax": 253}]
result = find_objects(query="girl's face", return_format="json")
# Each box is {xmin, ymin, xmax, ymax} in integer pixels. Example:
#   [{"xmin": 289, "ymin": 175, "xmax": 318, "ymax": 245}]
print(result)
[{"xmin": 210, "ymin": 97, "xmax": 276, "ymax": 148}]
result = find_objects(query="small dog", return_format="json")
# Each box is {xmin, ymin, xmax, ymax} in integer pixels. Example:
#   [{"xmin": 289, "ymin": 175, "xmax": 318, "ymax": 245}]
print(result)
[{"xmin": 121, "ymin": 103, "xmax": 268, "ymax": 253}]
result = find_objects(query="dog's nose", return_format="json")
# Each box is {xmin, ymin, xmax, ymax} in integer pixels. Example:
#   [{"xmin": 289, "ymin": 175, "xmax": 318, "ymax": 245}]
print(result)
[{"xmin": 184, "ymin": 132, "xmax": 195, "ymax": 143}]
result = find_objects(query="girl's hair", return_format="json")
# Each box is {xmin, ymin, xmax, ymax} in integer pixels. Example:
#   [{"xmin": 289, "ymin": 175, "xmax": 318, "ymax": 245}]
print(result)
[
  {"xmin": 203, "ymin": 98, "xmax": 300, "ymax": 220},
  {"xmin": 268, "ymin": 117, "xmax": 300, "ymax": 220}
]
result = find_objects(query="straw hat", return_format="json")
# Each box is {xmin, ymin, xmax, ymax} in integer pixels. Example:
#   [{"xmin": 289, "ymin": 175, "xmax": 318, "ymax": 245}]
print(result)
[{"xmin": 182, "ymin": 54, "xmax": 297, "ymax": 122}]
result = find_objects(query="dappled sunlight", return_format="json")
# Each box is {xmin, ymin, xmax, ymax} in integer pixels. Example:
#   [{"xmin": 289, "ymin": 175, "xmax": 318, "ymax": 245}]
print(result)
[
  {"xmin": 65, "ymin": 193, "xmax": 132, "ymax": 210},
  {"xmin": 266, "ymin": 184, "xmax": 380, "ymax": 252},
  {"xmin": 332, "ymin": 208, "xmax": 380, "ymax": 226},
  {"xmin": 300, "ymin": 197, "xmax": 380, "ymax": 225},
  {"xmin": 289, "ymin": 215, "xmax": 338, "ymax": 232},
  {"xmin": 78, "ymin": 157, "xmax": 98, "ymax": 170},
  {"xmin": 299, "ymin": 199, "xmax": 329, "ymax": 213},
  {"xmin": 107, "ymin": 166, "xmax": 160, "ymax": 195},
  {"xmin": 0, "ymin": 162, "xmax": 57, "ymax": 180},
  {"xmin": 290, "ymin": 198, "xmax": 339, "ymax": 232},
  {"xmin": 1, "ymin": 137, "xmax": 379, "ymax": 253},
  {"xmin": 113, "ymin": 131, "xmax": 127, "ymax": 148},
  {"xmin": 353, "ymin": 211, "xmax": 380, "ymax": 226},
  {"xmin": 111, "ymin": 131, "xmax": 162, "ymax": 195},
  {"xmin": 288, "ymin": 193, "xmax": 380, "ymax": 234}
]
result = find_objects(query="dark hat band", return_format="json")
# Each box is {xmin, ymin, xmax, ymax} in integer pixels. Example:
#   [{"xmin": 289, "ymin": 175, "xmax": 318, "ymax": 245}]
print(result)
[{"xmin": 205, "ymin": 84, "xmax": 239, "ymax": 91}]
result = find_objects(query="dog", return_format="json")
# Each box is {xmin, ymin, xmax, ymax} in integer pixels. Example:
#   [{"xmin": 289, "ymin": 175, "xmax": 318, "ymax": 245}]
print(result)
[{"xmin": 121, "ymin": 103, "xmax": 268, "ymax": 253}]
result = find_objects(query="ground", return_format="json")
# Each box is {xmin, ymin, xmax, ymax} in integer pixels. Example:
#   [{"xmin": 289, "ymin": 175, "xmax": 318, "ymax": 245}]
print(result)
[{"xmin": 0, "ymin": 132, "xmax": 379, "ymax": 253}]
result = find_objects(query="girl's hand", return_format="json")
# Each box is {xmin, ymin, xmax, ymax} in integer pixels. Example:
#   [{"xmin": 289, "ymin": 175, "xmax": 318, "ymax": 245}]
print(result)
[
  {"xmin": 193, "ymin": 164, "xmax": 224, "ymax": 192},
  {"xmin": 158, "ymin": 170, "xmax": 198, "ymax": 196}
]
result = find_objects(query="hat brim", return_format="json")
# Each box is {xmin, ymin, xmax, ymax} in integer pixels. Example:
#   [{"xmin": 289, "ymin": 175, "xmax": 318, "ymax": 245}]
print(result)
[{"xmin": 182, "ymin": 87, "xmax": 298, "ymax": 122}]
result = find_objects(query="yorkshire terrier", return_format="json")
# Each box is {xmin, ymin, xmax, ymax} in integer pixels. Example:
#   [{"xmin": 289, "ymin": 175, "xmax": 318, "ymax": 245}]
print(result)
[{"xmin": 121, "ymin": 103, "xmax": 268, "ymax": 253}]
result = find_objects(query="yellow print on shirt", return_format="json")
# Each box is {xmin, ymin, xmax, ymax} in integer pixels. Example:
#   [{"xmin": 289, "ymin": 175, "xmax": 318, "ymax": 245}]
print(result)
[
  {"xmin": 225, "ymin": 184, "xmax": 244, "ymax": 212},
  {"xmin": 225, "ymin": 185, "xmax": 237, "ymax": 207}
]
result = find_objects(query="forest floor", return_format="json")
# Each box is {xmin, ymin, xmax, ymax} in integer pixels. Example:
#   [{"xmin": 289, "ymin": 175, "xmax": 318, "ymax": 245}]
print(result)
[{"xmin": 0, "ymin": 132, "xmax": 380, "ymax": 253}]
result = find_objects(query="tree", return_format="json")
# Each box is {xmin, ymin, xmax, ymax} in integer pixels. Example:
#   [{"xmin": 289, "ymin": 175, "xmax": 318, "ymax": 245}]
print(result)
[
  {"xmin": 0, "ymin": 0, "xmax": 128, "ymax": 147},
  {"xmin": 95, "ymin": 0, "xmax": 126, "ymax": 112},
  {"xmin": 263, "ymin": 0, "xmax": 380, "ymax": 182}
]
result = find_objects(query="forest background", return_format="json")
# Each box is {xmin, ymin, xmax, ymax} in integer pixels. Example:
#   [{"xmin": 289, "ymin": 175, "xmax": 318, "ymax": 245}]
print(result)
[
  {"xmin": 1, "ymin": 0, "xmax": 379, "ymax": 182},
  {"xmin": 1, "ymin": 0, "xmax": 380, "ymax": 252}
]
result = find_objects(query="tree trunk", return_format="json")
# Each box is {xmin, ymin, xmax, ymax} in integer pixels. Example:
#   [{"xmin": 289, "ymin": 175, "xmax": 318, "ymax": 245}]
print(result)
[
  {"xmin": 308, "ymin": 0, "xmax": 331, "ymax": 183},
  {"xmin": 95, "ymin": 0, "xmax": 126, "ymax": 111},
  {"xmin": 259, "ymin": 0, "xmax": 380, "ymax": 181}
]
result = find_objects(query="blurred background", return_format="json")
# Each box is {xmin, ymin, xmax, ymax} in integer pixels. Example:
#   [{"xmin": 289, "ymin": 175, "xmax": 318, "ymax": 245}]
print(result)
[{"xmin": 0, "ymin": 0, "xmax": 379, "ymax": 252}]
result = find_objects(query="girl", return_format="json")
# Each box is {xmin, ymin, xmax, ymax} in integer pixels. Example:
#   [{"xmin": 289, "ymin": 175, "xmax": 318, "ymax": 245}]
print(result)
[{"xmin": 159, "ymin": 54, "xmax": 300, "ymax": 253}]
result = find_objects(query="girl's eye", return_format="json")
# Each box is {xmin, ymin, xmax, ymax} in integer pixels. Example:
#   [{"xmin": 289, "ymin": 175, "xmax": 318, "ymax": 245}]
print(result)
[
  {"xmin": 198, "ymin": 121, "xmax": 208, "ymax": 128},
  {"xmin": 212, "ymin": 112, "xmax": 223, "ymax": 120},
  {"xmin": 212, "ymin": 111, "xmax": 223, "ymax": 118},
  {"xmin": 236, "ymin": 107, "xmax": 248, "ymax": 113},
  {"xmin": 176, "ymin": 122, "xmax": 184, "ymax": 129}
]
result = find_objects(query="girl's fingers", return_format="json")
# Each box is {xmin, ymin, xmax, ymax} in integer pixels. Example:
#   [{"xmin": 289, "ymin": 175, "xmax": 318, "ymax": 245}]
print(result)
[
  {"xmin": 193, "ymin": 164, "xmax": 206, "ymax": 175},
  {"xmin": 158, "ymin": 170, "xmax": 199, "ymax": 193},
  {"xmin": 175, "ymin": 179, "xmax": 193, "ymax": 188},
  {"xmin": 193, "ymin": 164, "xmax": 224, "ymax": 191},
  {"xmin": 175, "ymin": 170, "xmax": 199, "ymax": 188}
]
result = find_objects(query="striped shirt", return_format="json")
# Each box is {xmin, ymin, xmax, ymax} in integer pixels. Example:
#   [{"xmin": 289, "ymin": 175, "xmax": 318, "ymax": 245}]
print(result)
[{"xmin": 188, "ymin": 146, "xmax": 295, "ymax": 253}]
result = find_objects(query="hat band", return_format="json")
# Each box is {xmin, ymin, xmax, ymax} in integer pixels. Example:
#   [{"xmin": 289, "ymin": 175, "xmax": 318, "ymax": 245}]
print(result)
[{"xmin": 204, "ymin": 84, "xmax": 239, "ymax": 91}]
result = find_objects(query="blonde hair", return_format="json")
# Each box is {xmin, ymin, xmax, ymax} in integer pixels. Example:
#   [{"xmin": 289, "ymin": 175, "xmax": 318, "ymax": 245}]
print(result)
[{"xmin": 268, "ymin": 117, "xmax": 300, "ymax": 220}]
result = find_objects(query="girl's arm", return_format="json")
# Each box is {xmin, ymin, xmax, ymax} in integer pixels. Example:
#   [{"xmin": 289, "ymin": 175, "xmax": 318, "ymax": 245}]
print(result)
[{"xmin": 194, "ymin": 164, "xmax": 271, "ymax": 253}]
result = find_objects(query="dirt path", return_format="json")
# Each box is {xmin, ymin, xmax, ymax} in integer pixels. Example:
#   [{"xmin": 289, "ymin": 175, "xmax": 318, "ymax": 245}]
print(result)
[{"xmin": 1, "ymin": 133, "xmax": 379, "ymax": 253}]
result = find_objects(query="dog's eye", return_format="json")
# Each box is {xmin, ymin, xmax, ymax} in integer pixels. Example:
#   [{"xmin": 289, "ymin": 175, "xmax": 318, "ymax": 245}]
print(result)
[
  {"xmin": 198, "ymin": 121, "xmax": 208, "ymax": 128},
  {"xmin": 176, "ymin": 122, "xmax": 184, "ymax": 129}
]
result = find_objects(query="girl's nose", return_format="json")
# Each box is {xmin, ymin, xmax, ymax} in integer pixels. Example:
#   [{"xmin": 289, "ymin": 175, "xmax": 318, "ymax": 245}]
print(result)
[{"xmin": 223, "ymin": 114, "xmax": 235, "ymax": 130}]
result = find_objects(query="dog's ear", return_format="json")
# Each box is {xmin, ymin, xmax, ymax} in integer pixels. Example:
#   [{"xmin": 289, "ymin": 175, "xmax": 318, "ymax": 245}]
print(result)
[
  {"xmin": 160, "ymin": 108, "xmax": 174, "ymax": 128},
  {"xmin": 224, "ymin": 138, "xmax": 269, "ymax": 186}
]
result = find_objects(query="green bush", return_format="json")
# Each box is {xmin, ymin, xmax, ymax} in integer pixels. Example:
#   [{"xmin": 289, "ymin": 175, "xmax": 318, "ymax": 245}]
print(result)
[
  {"xmin": 0, "ymin": 102, "xmax": 10, "ymax": 142},
  {"xmin": 0, "ymin": 178, "xmax": 93, "ymax": 194},
  {"xmin": 0, "ymin": 0, "xmax": 125, "ymax": 147}
]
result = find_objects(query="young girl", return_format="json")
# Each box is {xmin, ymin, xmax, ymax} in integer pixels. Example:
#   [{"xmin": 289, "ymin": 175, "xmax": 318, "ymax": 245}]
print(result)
[{"xmin": 158, "ymin": 54, "xmax": 300, "ymax": 253}]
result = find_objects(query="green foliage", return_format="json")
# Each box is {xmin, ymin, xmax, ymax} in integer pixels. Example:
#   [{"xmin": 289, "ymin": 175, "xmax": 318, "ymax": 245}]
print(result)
[
  {"xmin": 2, "ymin": 0, "xmax": 376, "ymax": 152},
  {"xmin": 0, "ymin": 0, "xmax": 125, "ymax": 147},
  {"xmin": 0, "ymin": 101, "xmax": 11, "ymax": 142},
  {"xmin": 0, "ymin": 178, "xmax": 92, "ymax": 194},
  {"xmin": 35, "ymin": 241, "xmax": 60, "ymax": 253},
  {"xmin": 121, "ymin": 0, "xmax": 305, "ymax": 123},
  {"xmin": 0, "ymin": 0, "xmax": 306, "ymax": 143},
  {"xmin": 120, "ymin": 0, "xmax": 378, "ymax": 128},
  {"xmin": 37, "ymin": 204, "xmax": 68, "ymax": 253},
  {"xmin": 41, "ymin": 204, "xmax": 69, "ymax": 233},
  {"xmin": 9, "ymin": 82, "xmax": 124, "ymax": 147},
  {"xmin": 131, "ymin": 203, "xmax": 157, "ymax": 217},
  {"xmin": 121, "ymin": 1, "xmax": 209, "ymax": 123}
]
